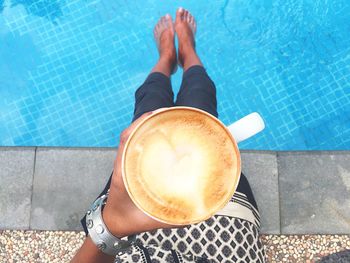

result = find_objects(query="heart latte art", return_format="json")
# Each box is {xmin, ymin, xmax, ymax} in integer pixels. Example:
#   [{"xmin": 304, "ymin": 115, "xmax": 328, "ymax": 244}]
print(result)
[{"xmin": 123, "ymin": 108, "xmax": 240, "ymax": 225}]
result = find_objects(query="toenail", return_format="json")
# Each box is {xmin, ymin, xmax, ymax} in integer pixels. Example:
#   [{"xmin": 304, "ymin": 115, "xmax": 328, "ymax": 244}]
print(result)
[{"xmin": 178, "ymin": 7, "xmax": 183, "ymax": 12}]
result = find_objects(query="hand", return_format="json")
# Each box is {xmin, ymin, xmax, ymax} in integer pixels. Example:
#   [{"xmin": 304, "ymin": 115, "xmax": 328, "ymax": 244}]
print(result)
[{"xmin": 102, "ymin": 111, "xmax": 177, "ymax": 238}]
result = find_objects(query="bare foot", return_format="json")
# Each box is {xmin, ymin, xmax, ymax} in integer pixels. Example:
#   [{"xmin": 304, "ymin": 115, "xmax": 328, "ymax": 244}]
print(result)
[
  {"xmin": 154, "ymin": 14, "xmax": 177, "ymax": 74},
  {"xmin": 174, "ymin": 8, "xmax": 198, "ymax": 68}
]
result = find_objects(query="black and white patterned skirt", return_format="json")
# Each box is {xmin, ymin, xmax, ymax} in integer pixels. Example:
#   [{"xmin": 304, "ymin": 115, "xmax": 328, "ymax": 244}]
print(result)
[{"xmin": 114, "ymin": 190, "xmax": 265, "ymax": 263}]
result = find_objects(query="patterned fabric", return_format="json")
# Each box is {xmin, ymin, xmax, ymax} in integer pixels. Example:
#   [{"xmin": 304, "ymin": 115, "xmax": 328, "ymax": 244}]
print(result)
[{"xmin": 114, "ymin": 191, "xmax": 265, "ymax": 262}]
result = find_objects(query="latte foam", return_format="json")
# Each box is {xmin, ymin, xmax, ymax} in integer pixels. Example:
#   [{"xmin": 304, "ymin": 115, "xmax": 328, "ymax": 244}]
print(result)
[{"xmin": 123, "ymin": 108, "xmax": 240, "ymax": 225}]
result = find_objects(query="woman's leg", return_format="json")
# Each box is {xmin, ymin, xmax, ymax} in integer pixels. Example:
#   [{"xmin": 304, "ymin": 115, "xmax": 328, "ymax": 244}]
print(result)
[
  {"xmin": 174, "ymin": 8, "xmax": 218, "ymax": 118},
  {"xmin": 173, "ymin": 8, "xmax": 258, "ymax": 211},
  {"xmin": 81, "ymin": 14, "xmax": 178, "ymax": 235},
  {"xmin": 132, "ymin": 14, "xmax": 177, "ymax": 122}
]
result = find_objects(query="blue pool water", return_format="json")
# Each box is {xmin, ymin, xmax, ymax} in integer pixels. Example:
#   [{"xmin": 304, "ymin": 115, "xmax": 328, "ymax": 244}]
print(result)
[{"xmin": 0, "ymin": 0, "xmax": 349, "ymax": 150}]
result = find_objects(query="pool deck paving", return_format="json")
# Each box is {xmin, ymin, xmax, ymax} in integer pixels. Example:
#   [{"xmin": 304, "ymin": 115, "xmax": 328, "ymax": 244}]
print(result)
[
  {"xmin": 0, "ymin": 147, "xmax": 350, "ymax": 234},
  {"xmin": 1, "ymin": 147, "xmax": 350, "ymax": 262},
  {"xmin": 1, "ymin": 147, "xmax": 349, "ymax": 235}
]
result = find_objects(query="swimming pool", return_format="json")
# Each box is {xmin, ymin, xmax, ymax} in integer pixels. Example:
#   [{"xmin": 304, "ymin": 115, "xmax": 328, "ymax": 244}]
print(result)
[{"xmin": 0, "ymin": 0, "xmax": 349, "ymax": 150}]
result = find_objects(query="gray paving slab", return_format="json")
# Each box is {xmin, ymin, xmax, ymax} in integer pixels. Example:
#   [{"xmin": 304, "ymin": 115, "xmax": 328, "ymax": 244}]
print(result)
[
  {"xmin": 0, "ymin": 147, "xmax": 36, "ymax": 229},
  {"xmin": 279, "ymin": 152, "xmax": 350, "ymax": 234},
  {"xmin": 30, "ymin": 148, "xmax": 117, "ymax": 230},
  {"xmin": 240, "ymin": 151, "xmax": 280, "ymax": 234}
]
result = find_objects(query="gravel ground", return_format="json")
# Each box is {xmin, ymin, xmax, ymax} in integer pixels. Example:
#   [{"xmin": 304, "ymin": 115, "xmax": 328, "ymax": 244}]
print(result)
[
  {"xmin": 0, "ymin": 230, "xmax": 349, "ymax": 262},
  {"xmin": 260, "ymin": 235, "xmax": 350, "ymax": 262}
]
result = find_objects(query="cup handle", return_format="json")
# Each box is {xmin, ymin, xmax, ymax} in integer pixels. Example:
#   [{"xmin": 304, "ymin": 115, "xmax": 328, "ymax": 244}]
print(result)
[{"xmin": 227, "ymin": 112, "xmax": 265, "ymax": 143}]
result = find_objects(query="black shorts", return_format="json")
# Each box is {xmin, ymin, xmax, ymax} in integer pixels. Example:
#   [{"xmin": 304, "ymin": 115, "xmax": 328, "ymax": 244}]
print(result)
[
  {"xmin": 81, "ymin": 65, "xmax": 258, "ymax": 235},
  {"xmin": 133, "ymin": 65, "xmax": 218, "ymax": 121}
]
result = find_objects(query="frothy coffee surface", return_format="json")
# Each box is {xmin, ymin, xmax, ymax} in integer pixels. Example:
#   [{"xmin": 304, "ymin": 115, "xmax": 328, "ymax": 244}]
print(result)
[{"xmin": 123, "ymin": 108, "xmax": 240, "ymax": 225}]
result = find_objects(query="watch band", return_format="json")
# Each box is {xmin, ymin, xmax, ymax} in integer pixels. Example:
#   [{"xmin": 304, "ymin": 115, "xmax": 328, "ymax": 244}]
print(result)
[{"xmin": 86, "ymin": 190, "xmax": 136, "ymax": 256}]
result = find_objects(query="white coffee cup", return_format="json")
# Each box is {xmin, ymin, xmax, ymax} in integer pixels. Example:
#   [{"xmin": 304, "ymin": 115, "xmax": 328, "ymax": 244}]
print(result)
[
  {"xmin": 227, "ymin": 112, "xmax": 265, "ymax": 143},
  {"xmin": 122, "ymin": 107, "xmax": 265, "ymax": 225}
]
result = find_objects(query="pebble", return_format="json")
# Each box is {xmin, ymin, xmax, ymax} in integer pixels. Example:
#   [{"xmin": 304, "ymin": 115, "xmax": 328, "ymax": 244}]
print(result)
[
  {"xmin": 0, "ymin": 231, "xmax": 349, "ymax": 262},
  {"xmin": 0, "ymin": 230, "xmax": 84, "ymax": 262},
  {"xmin": 260, "ymin": 234, "xmax": 350, "ymax": 262}
]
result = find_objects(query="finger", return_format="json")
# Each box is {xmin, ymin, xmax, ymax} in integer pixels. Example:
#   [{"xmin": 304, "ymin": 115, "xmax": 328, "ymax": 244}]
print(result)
[
  {"xmin": 120, "ymin": 111, "xmax": 154, "ymax": 144},
  {"xmin": 113, "ymin": 111, "xmax": 155, "ymax": 186},
  {"xmin": 118, "ymin": 111, "xmax": 154, "ymax": 158},
  {"xmin": 122, "ymin": 108, "xmax": 169, "ymax": 142}
]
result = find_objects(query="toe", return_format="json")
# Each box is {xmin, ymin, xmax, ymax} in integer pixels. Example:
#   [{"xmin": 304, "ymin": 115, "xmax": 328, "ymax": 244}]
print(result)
[
  {"xmin": 154, "ymin": 29, "xmax": 159, "ymax": 40},
  {"xmin": 184, "ymin": 9, "xmax": 189, "ymax": 20},
  {"xmin": 155, "ymin": 23, "xmax": 160, "ymax": 33},
  {"xmin": 165, "ymin": 14, "xmax": 171, "ymax": 22},
  {"xmin": 165, "ymin": 14, "xmax": 173, "ymax": 28},
  {"xmin": 177, "ymin": 7, "xmax": 184, "ymax": 15},
  {"xmin": 187, "ymin": 13, "xmax": 192, "ymax": 23},
  {"xmin": 161, "ymin": 16, "xmax": 168, "ymax": 29},
  {"xmin": 189, "ymin": 15, "xmax": 195, "ymax": 25},
  {"xmin": 156, "ymin": 19, "xmax": 162, "ymax": 30},
  {"xmin": 176, "ymin": 7, "xmax": 184, "ymax": 23},
  {"xmin": 186, "ymin": 12, "xmax": 196, "ymax": 33},
  {"xmin": 161, "ymin": 16, "xmax": 166, "ymax": 24}
]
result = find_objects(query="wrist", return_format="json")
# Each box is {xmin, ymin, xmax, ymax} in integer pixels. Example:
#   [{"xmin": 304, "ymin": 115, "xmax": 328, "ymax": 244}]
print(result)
[
  {"xmin": 102, "ymin": 203, "xmax": 128, "ymax": 239},
  {"xmin": 86, "ymin": 193, "xmax": 136, "ymax": 256}
]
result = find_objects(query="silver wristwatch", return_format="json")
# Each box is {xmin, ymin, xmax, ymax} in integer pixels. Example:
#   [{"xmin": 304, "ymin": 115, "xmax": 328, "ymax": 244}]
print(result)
[{"xmin": 86, "ymin": 190, "xmax": 136, "ymax": 256}]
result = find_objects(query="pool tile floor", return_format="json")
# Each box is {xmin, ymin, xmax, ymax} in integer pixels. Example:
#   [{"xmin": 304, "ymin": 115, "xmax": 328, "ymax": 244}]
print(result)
[{"xmin": 1, "ymin": 0, "xmax": 350, "ymax": 150}]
